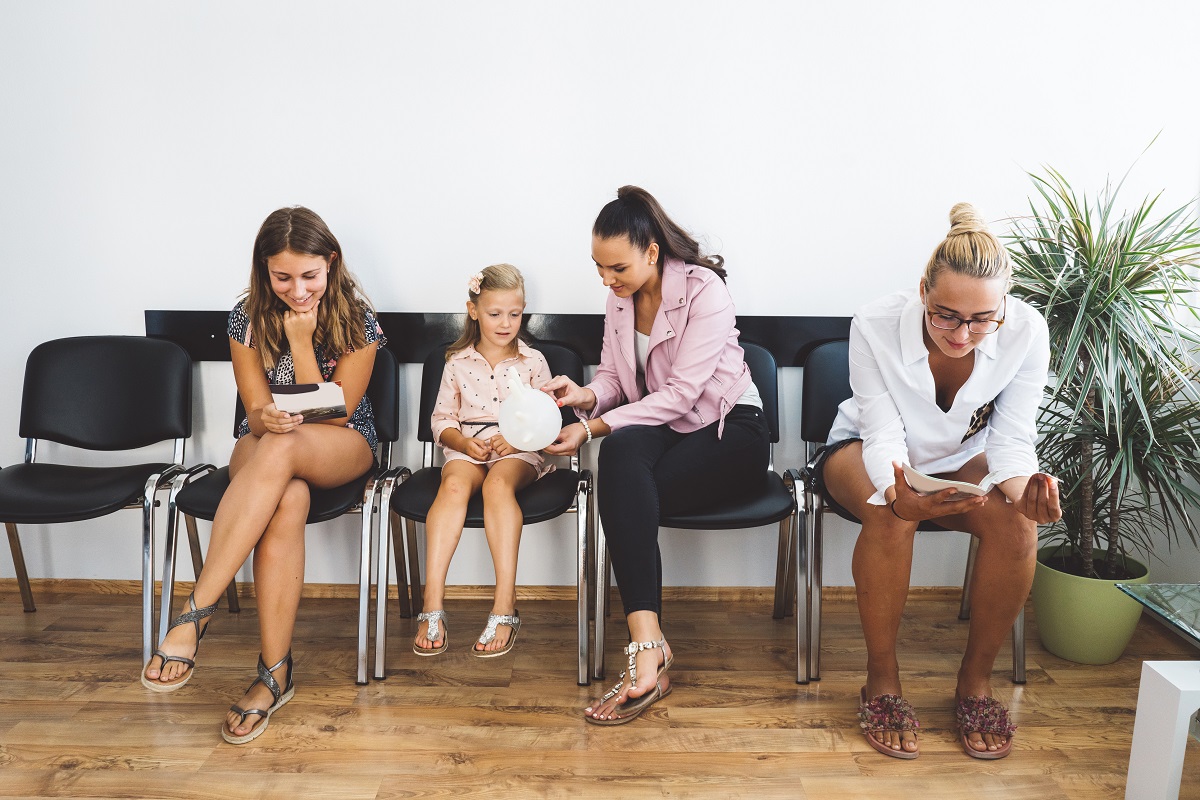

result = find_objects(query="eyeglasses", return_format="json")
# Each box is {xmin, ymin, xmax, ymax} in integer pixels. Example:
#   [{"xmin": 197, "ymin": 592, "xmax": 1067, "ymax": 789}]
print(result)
[{"xmin": 925, "ymin": 296, "xmax": 1007, "ymax": 335}]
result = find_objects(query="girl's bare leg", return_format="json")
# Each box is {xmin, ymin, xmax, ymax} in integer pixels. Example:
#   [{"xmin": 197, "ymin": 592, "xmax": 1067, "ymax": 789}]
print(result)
[
  {"xmin": 474, "ymin": 459, "xmax": 536, "ymax": 653},
  {"xmin": 414, "ymin": 460, "xmax": 486, "ymax": 650}
]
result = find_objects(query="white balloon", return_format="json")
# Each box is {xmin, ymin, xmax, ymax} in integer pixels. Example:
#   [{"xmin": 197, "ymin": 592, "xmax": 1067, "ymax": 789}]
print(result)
[{"xmin": 498, "ymin": 366, "xmax": 563, "ymax": 452}]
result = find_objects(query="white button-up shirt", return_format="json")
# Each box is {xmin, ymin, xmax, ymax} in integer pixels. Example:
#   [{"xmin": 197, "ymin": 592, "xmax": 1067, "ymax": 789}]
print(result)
[{"xmin": 828, "ymin": 289, "xmax": 1050, "ymax": 505}]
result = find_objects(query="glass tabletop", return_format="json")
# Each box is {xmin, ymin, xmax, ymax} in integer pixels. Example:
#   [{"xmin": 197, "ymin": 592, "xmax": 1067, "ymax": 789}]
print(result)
[{"xmin": 1117, "ymin": 583, "xmax": 1200, "ymax": 650}]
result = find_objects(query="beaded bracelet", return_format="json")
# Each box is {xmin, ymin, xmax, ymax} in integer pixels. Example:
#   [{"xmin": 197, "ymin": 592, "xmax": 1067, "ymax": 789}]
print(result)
[{"xmin": 580, "ymin": 418, "xmax": 593, "ymax": 444}]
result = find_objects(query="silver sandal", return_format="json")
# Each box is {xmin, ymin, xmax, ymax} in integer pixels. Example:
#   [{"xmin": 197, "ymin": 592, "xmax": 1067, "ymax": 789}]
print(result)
[
  {"xmin": 221, "ymin": 651, "xmax": 294, "ymax": 745},
  {"xmin": 584, "ymin": 638, "xmax": 673, "ymax": 725},
  {"xmin": 414, "ymin": 610, "xmax": 449, "ymax": 656},
  {"xmin": 471, "ymin": 610, "xmax": 521, "ymax": 658}
]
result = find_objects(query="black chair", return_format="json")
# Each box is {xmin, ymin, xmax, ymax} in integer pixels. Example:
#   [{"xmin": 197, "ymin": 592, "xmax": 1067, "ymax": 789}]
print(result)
[
  {"xmin": 0, "ymin": 336, "xmax": 192, "ymax": 665},
  {"xmin": 375, "ymin": 341, "xmax": 595, "ymax": 685},
  {"xmin": 796, "ymin": 338, "xmax": 1026, "ymax": 684},
  {"xmin": 591, "ymin": 342, "xmax": 802, "ymax": 681},
  {"xmin": 160, "ymin": 346, "xmax": 400, "ymax": 685}
]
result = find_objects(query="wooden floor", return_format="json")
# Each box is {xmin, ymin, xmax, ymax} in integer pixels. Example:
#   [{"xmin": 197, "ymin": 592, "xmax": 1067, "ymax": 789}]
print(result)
[{"xmin": 1, "ymin": 587, "xmax": 1198, "ymax": 799}]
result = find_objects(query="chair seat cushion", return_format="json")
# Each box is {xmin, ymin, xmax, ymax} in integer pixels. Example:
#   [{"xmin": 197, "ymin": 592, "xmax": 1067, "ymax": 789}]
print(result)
[
  {"xmin": 176, "ymin": 466, "xmax": 371, "ymax": 524},
  {"xmin": 0, "ymin": 462, "xmax": 173, "ymax": 523},
  {"xmin": 391, "ymin": 467, "xmax": 581, "ymax": 526},
  {"xmin": 661, "ymin": 471, "xmax": 795, "ymax": 530}
]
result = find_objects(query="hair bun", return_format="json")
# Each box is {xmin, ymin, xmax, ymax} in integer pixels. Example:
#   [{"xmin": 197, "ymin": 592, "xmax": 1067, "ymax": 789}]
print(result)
[{"xmin": 948, "ymin": 202, "xmax": 989, "ymax": 236}]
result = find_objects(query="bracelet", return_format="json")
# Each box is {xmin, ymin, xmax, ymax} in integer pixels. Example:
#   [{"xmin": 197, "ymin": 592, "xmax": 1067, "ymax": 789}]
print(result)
[
  {"xmin": 580, "ymin": 418, "xmax": 593, "ymax": 444},
  {"xmin": 889, "ymin": 499, "xmax": 911, "ymax": 521}
]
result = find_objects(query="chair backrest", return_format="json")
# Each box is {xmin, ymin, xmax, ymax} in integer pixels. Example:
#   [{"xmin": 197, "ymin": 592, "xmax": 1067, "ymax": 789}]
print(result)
[
  {"xmin": 741, "ymin": 342, "xmax": 780, "ymax": 444},
  {"xmin": 417, "ymin": 340, "xmax": 586, "ymax": 443},
  {"xmin": 233, "ymin": 346, "xmax": 400, "ymax": 446},
  {"xmin": 20, "ymin": 336, "xmax": 192, "ymax": 450},
  {"xmin": 800, "ymin": 339, "xmax": 851, "ymax": 444}
]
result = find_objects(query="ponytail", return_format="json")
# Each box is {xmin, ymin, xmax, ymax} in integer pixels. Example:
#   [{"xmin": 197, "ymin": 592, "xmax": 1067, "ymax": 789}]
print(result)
[{"xmin": 592, "ymin": 186, "xmax": 727, "ymax": 281}]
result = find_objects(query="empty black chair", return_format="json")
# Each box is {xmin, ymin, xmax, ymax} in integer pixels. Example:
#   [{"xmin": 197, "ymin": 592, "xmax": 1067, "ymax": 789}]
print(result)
[
  {"xmin": 160, "ymin": 346, "xmax": 401, "ymax": 685},
  {"xmin": 0, "ymin": 336, "xmax": 192, "ymax": 665},
  {"xmin": 591, "ymin": 342, "xmax": 801, "ymax": 680},
  {"xmin": 375, "ymin": 341, "xmax": 595, "ymax": 685},
  {"xmin": 796, "ymin": 338, "xmax": 1025, "ymax": 684}
]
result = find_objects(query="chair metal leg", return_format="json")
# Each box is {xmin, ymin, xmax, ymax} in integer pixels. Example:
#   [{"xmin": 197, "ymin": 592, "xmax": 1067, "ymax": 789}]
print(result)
[
  {"xmin": 808, "ymin": 493, "xmax": 825, "ymax": 683},
  {"xmin": 592, "ymin": 517, "xmax": 608, "ymax": 681},
  {"xmin": 374, "ymin": 474, "xmax": 406, "ymax": 681},
  {"xmin": 158, "ymin": 473, "xmax": 187, "ymax": 646},
  {"xmin": 140, "ymin": 474, "xmax": 164, "ymax": 666},
  {"xmin": 575, "ymin": 472, "xmax": 592, "ymax": 686},
  {"xmin": 1012, "ymin": 605, "xmax": 1027, "ymax": 684},
  {"xmin": 5, "ymin": 523, "xmax": 35, "ymax": 612},
  {"xmin": 390, "ymin": 511, "xmax": 412, "ymax": 618},
  {"xmin": 772, "ymin": 512, "xmax": 793, "ymax": 620},
  {"xmin": 959, "ymin": 534, "xmax": 980, "ymax": 620},
  {"xmin": 795, "ymin": 501, "xmax": 809, "ymax": 685},
  {"xmin": 357, "ymin": 475, "xmax": 380, "ymax": 685},
  {"xmin": 405, "ymin": 517, "xmax": 423, "ymax": 612}
]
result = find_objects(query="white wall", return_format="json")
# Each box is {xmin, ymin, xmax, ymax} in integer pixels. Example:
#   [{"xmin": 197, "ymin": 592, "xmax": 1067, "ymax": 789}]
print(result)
[{"xmin": 2, "ymin": 1, "xmax": 1199, "ymax": 590}]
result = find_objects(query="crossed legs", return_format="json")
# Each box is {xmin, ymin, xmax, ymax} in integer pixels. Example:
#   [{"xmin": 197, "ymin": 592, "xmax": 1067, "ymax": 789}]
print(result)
[{"xmin": 142, "ymin": 425, "xmax": 373, "ymax": 737}]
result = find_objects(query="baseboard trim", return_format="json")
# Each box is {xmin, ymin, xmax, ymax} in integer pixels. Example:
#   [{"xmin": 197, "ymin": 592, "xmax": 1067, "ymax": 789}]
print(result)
[{"xmin": 0, "ymin": 578, "xmax": 963, "ymax": 603}]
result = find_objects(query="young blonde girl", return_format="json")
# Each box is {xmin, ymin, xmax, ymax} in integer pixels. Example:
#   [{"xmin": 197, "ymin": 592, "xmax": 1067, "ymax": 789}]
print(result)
[
  {"xmin": 414, "ymin": 264, "xmax": 553, "ymax": 657},
  {"xmin": 142, "ymin": 206, "xmax": 384, "ymax": 745}
]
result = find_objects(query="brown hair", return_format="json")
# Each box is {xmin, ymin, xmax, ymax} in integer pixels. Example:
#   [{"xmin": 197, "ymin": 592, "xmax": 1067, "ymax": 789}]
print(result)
[
  {"xmin": 592, "ymin": 185, "xmax": 727, "ymax": 281},
  {"xmin": 922, "ymin": 202, "xmax": 1012, "ymax": 290},
  {"xmin": 446, "ymin": 263, "xmax": 527, "ymax": 360},
  {"xmin": 244, "ymin": 206, "xmax": 373, "ymax": 369}
]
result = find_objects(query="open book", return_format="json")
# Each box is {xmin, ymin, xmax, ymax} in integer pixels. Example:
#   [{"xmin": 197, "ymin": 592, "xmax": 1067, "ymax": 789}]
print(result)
[
  {"xmin": 270, "ymin": 381, "xmax": 347, "ymax": 423},
  {"xmin": 901, "ymin": 463, "xmax": 999, "ymax": 498}
]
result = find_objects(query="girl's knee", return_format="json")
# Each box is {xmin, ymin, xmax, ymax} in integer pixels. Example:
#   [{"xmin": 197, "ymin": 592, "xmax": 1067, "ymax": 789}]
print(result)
[
  {"xmin": 481, "ymin": 473, "xmax": 519, "ymax": 503},
  {"xmin": 439, "ymin": 474, "xmax": 476, "ymax": 502},
  {"xmin": 277, "ymin": 479, "xmax": 311, "ymax": 518}
]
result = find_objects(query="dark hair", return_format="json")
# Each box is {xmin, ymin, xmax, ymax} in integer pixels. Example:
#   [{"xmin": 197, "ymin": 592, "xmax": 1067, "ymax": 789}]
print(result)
[
  {"xmin": 592, "ymin": 186, "xmax": 727, "ymax": 281},
  {"xmin": 245, "ymin": 206, "xmax": 373, "ymax": 369}
]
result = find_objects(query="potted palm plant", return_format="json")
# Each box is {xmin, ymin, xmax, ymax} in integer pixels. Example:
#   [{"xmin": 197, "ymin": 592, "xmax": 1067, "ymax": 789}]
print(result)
[{"xmin": 1007, "ymin": 165, "xmax": 1200, "ymax": 664}]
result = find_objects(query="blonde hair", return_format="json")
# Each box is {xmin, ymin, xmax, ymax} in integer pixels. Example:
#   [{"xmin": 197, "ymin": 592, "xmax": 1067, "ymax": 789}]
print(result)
[
  {"xmin": 922, "ymin": 202, "xmax": 1011, "ymax": 290},
  {"xmin": 446, "ymin": 263, "xmax": 527, "ymax": 359}
]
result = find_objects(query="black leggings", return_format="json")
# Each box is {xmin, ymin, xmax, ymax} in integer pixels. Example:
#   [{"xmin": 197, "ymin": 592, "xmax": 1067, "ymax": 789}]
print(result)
[{"xmin": 597, "ymin": 405, "xmax": 771, "ymax": 616}]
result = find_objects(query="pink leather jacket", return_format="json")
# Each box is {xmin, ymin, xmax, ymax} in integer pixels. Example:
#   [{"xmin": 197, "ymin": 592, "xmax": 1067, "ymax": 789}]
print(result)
[{"xmin": 580, "ymin": 258, "xmax": 753, "ymax": 438}]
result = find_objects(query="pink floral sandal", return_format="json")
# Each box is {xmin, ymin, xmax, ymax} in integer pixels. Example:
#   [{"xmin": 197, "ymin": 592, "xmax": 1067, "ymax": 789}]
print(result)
[
  {"xmin": 954, "ymin": 693, "xmax": 1016, "ymax": 760},
  {"xmin": 858, "ymin": 686, "xmax": 920, "ymax": 759}
]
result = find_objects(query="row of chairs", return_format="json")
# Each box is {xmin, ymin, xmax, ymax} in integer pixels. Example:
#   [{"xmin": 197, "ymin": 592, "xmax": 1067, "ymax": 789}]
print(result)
[{"xmin": 0, "ymin": 336, "xmax": 1022, "ymax": 691}]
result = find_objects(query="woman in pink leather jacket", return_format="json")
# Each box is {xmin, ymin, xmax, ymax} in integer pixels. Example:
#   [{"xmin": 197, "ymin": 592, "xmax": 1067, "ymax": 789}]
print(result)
[{"xmin": 544, "ymin": 186, "xmax": 769, "ymax": 725}]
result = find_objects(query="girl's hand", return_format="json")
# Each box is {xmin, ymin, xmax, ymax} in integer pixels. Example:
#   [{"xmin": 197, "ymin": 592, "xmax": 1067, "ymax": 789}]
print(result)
[
  {"xmin": 543, "ymin": 422, "xmax": 588, "ymax": 456},
  {"xmin": 461, "ymin": 437, "xmax": 492, "ymax": 461},
  {"xmin": 488, "ymin": 434, "xmax": 517, "ymax": 458},
  {"xmin": 889, "ymin": 461, "xmax": 987, "ymax": 521},
  {"xmin": 541, "ymin": 375, "xmax": 595, "ymax": 411},
  {"xmin": 261, "ymin": 403, "xmax": 302, "ymax": 434},
  {"xmin": 283, "ymin": 302, "xmax": 320, "ymax": 344},
  {"xmin": 1013, "ymin": 473, "xmax": 1062, "ymax": 524}
]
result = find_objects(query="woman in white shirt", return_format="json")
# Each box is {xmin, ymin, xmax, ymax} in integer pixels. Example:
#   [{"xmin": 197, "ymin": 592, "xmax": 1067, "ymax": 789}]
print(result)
[{"xmin": 816, "ymin": 203, "xmax": 1061, "ymax": 761}]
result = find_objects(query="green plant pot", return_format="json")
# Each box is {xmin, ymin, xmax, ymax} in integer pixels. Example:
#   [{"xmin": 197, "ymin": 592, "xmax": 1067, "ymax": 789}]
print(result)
[{"xmin": 1031, "ymin": 546, "xmax": 1150, "ymax": 665}]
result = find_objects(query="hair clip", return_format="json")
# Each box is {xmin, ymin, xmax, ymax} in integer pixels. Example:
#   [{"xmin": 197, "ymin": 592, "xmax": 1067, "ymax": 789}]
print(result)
[{"xmin": 468, "ymin": 271, "xmax": 484, "ymax": 295}]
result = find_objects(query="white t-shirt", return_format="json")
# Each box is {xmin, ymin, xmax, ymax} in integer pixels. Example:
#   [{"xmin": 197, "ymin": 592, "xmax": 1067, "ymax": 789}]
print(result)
[
  {"xmin": 828, "ymin": 289, "xmax": 1050, "ymax": 505},
  {"xmin": 636, "ymin": 331, "xmax": 763, "ymax": 411}
]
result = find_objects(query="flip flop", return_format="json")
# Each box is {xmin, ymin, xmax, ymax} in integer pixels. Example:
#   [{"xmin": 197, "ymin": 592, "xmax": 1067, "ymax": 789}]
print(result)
[
  {"xmin": 955, "ymin": 692, "xmax": 1015, "ymax": 760},
  {"xmin": 471, "ymin": 611, "xmax": 520, "ymax": 658},
  {"xmin": 858, "ymin": 686, "xmax": 920, "ymax": 759},
  {"xmin": 413, "ymin": 610, "xmax": 449, "ymax": 656}
]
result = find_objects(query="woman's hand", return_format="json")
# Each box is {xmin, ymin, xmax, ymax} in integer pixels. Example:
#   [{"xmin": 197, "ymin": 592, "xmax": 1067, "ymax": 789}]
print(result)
[
  {"xmin": 889, "ymin": 461, "xmax": 987, "ymax": 521},
  {"xmin": 1011, "ymin": 473, "xmax": 1062, "ymax": 524},
  {"xmin": 543, "ymin": 422, "xmax": 588, "ymax": 456},
  {"xmin": 460, "ymin": 437, "xmax": 493, "ymax": 461},
  {"xmin": 261, "ymin": 403, "xmax": 302, "ymax": 434},
  {"xmin": 283, "ymin": 302, "xmax": 320, "ymax": 345},
  {"xmin": 488, "ymin": 434, "xmax": 518, "ymax": 458},
  {"xmin": 541, "ymin": 375, "xmax": 595, "ymax": 411}
]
